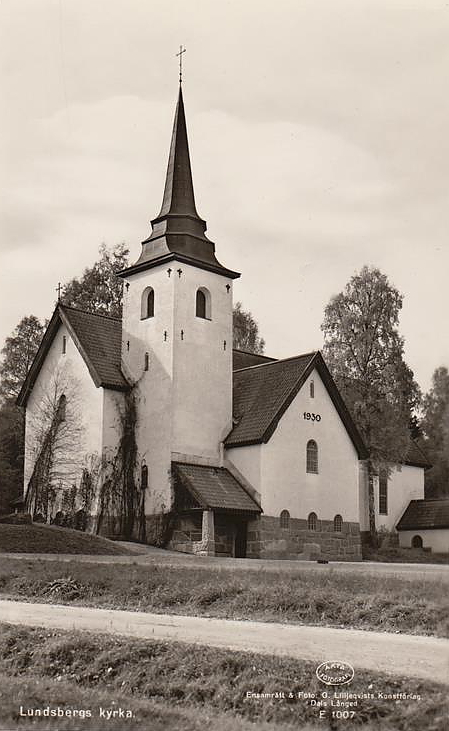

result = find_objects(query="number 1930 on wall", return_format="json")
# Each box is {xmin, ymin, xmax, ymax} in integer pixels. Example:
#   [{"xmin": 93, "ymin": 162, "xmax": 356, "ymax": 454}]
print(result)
[{"xmin": 303, "ymin": 412, "xmax": 321, "ymax": 422}]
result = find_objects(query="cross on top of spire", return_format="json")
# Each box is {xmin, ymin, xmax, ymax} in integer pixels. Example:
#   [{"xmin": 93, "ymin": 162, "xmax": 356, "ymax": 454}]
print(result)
[{"xmin": 176, "ymin": 45, "xmax": 186, "ymax": 84}]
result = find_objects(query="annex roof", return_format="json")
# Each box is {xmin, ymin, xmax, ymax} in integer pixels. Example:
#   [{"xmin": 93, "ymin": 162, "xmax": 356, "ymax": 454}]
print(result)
[
  {"xmin": 172, "ymin": 462, "xmax": 261, "ymax": 514},
  {"xmin": 17, "ymin": 305, "xmax": 129, "ymax": 406},
  {"xmin": 396, "ymin": 499, "xmax": 449, "ymax": 531},
  {"xmin": 225, "ymin": 350, "xmax": 368, "ymax": 458}
]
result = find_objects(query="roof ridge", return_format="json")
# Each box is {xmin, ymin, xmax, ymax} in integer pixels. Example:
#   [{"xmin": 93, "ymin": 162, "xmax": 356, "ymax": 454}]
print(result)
[
  {"xmin": 234, "ymin": 350, "xmax": 318, "ymax": 372},
  {"xmin": 60, "ymin": 303, "xmax": 122, "ymax": 322},
  {"xmin": 232, "ymin": 348, "xmax": 276, "ymax": 360},
  {"xmin": 410, "ymin": 497, "xmax": 449, "ymax": 503},
  {"xmin": 172, "ymin": 460, "xmax": 222, "ymax": 469}
]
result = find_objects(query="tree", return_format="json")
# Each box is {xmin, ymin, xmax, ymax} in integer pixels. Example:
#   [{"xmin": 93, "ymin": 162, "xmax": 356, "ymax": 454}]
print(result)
[
  {"xmin": 233, "ymin": 302, "xmax": 265, "ymax": 354},
  {"xmin": 61, "ymin": 242, "xmax": 129, "ymax": 318},
  {"xmin": 0, "ymin": 316, "xmax": 44, "ymax": 513},
  {"xmin": 421, "ymin": 366, "xmax": 449, "ymax": 498},
  {"xmin": 0, "ymin": 316, "xmax": 44, "ymax": 402},
  {"xmin": 321, "ymin": 266, "xmax": 421, "ymax": 537}
]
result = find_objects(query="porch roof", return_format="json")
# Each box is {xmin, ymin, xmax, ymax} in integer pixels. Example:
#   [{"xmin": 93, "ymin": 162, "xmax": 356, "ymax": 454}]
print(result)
[{"xmin": 172, "ymin": 462, "xmax": 261, "ymax": 514}]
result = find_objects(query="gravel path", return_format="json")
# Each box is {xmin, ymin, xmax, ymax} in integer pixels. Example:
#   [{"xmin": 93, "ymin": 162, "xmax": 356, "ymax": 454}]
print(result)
[{"xmin": 0, "ymin": 599, "xmax": 447, "ymax": 684}]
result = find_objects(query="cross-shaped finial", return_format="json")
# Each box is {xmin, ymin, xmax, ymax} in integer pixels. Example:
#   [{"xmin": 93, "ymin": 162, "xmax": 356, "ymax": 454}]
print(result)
[
  {"xmin": 56, "ymin": 282, "xmax": 62, "ymax": 301},
  {"xmin": 176, "ymin": 45, "xmax": 186, "ymax": 84}
]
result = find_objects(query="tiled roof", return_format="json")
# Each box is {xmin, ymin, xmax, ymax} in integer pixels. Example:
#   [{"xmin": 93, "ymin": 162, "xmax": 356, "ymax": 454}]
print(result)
[
  {"xmin": 172, "ymin": 462, "xmax": 261, "ymax": 514},
  {"xmin": 232, "ymin": 349, "xmax": 277, "ymax": 370},
  {"xmin": 226, "ymin": 353, "xmax": 315, "ymax": 447},
  {"xmin": 396, "ymin": 499, "xmax": 449, "ymax": 531},
  {"xmin": 405, "ymin": 439, "xmax": 432, "ymax": 469},
  {"xmin": 17, "ymin": 305, "xmax": 129, "ymax": 406},
  {"xmin": 61, "ymin": 306, "xmax": 128, "ymax": 390}
]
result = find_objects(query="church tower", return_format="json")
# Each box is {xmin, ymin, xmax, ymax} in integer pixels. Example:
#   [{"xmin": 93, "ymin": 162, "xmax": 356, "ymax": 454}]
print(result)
[{"xmin": 119, "ymin": 84, "xmax": 240, "ymax": 516}]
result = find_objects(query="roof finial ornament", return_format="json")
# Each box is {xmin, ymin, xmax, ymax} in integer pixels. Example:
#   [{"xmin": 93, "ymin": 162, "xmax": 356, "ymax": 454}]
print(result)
[
  {"xmin": 56, "ymin": 282, "xmax": 62, "ymax": 302},
  {"xmin": 176, "ymin": 44, "xmax": 186, "ymax": 84}
]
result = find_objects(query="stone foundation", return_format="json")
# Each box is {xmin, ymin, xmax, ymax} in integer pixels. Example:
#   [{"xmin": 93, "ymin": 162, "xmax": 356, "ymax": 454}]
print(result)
[
  {"xmin": 246, "ymin": 514, "xmax": 362, "ymax": 561},
  {"xmin": 167, "ymin": 512, "xmax": 209, "ymax": 555},
  {"xmin": 167, "ymin": 512, "xmax": 243, "ymax": 557}
]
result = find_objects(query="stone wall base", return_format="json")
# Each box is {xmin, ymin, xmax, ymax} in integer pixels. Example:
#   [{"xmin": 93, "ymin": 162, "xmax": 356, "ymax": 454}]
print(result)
[
  {"xmin": 247, "ymin": 514, "xmax": 362, "ymax": 561},
  {"xmin": 167, "ymin": 513, "xmax": 207, "ymax": 555}
]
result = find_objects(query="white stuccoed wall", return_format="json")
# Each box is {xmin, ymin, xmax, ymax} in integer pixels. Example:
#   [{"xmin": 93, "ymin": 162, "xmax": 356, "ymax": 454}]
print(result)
[
  {"xmin": 398, "ymin": 529, "xmax": 449, "ymax": 553},
  {"xmin": 227, "ymin": 367, "xmax": 360, "ymax": 522},
  {"xmin": 261, "ymin": 369, "xmax": 360, "ymax": 522},
  {"xmin": 24, "ymin": 323, "xmax": 103, "ymax": 494},
  {"xmin": 121, "ymin": 265, "xmax": 174, "ymax": 513},
  {"xmin": 375, "ymin": 463, "xmax": 425, "ymax": 531},
  {"xmin": 226, "ymin": 444, "xmax": 262, "ymax": 494},
  {"xmin": 359, "ymin": 462, "xmax": 425, "ymax": 533},
  {"xmin": 172, "ymin": 264, "xmax": 233, "ymax": 457},
  {"xmin": 121, "ymin": 260, "xmax": 233, "ymax": 514}
]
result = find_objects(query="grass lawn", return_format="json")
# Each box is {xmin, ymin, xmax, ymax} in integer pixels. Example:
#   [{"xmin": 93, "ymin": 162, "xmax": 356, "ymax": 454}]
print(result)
[
  {"xmin": 0, "ymin": 524, "xmax": 134, "ymax": 556},
  {"xmin": 0, "ymin": 623, "xmax": 446, "ymax": 731},
  {"xmin": 0, "ymin": 557, "xmax": 447, "ymax": 637}
]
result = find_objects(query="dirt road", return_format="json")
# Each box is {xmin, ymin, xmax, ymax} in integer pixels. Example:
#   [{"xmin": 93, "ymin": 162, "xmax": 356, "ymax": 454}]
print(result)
[{"xmin": 0, "ymin": 599, "xmax": 447, "ymax": 684}]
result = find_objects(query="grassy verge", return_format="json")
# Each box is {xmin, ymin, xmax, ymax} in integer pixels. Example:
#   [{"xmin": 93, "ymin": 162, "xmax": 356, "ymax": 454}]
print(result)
[
  {"xmin": 0, "ymin": 524, "xmax": 133, "ymax": 556},
  {"xmin": 0, "ymin": 674, "xmax": 293, "ymax": 731},
  {"xmin": 364, "ymin": 546, "xmax": 448, "ymax": 564},
  {"xmin": 0, "ymin": 557, "xmax": 447, "ymax": 637},
  {"xmin": 0, "ymin": 623, "xmax": 446, "ymax": 731}
]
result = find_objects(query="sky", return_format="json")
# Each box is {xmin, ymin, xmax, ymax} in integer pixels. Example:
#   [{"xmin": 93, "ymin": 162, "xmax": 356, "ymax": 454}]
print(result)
[{"xmin": 1, "ymin": 0, "xmax": 448, "ymax": 394}]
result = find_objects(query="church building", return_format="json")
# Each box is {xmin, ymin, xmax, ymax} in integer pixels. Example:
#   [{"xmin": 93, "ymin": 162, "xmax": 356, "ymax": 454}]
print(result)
[{"xmin": 17, "ymin": 84, "xmax": 432, "ymax": 560}]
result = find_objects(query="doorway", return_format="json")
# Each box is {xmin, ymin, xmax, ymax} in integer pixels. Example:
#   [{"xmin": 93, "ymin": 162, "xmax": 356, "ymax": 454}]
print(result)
[{"xmin": 234, "ymin": 520, "xmax": 247, "ymax": 558}]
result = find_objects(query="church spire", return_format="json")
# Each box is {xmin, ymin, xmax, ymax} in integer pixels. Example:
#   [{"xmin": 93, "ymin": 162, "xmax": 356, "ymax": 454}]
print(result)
[
  {"xmin": 155, "ymin": 85, "xmax": 202, "ymax": 224},
  {"xmin": 121, "ymin": 85, "xmax": 239, "ymax": 280}
]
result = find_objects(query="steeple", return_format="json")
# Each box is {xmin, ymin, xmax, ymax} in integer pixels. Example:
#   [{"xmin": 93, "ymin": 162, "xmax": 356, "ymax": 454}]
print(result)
[
  {"xmin": 157, "ymin": 86, "xmax": 201, "ymax": 222},
  {"xmin": 121, "ymin": 86, "xmax": 239, "ymax": 280}
]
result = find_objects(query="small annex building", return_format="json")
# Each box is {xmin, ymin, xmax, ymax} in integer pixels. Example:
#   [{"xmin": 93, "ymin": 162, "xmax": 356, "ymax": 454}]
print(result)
[
  {"xmin": 396, "ymin": 498, "xmax": 449, "ymax": 554},
  {"xmin": 17, "ymin": 84, "xmax": 438, "ymax": 560}
]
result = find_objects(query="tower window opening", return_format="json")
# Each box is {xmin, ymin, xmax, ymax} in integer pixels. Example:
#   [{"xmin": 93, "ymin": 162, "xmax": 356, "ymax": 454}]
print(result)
[
  {"xmin": 306, "ymin": 439, "xmax": 318, "ymax": 473},
  {"xmin": 144, "ymin": 352, "xmax": 149, "ymax": 371},
  {"xmin": 308, "ymin": 512, "xmax": 317, "ymax": 531},
  {"xmin": 141, "ymin": 287, "xmax": 155, "ymax": 319},
  {"xmin": 141, "ymin": 464, "xmax": 148, "ymax": 490},
  {"xmin": 196, "ymin": 288, "xmax": 211, "ymax": 319}
]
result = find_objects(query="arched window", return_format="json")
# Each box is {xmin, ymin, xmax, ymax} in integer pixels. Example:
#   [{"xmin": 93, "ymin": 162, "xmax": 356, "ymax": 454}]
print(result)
[
  {"xmin": 141, "ymin": 464, "xmax": 148, "ymax": 491},
  {"xmin": 412, "ymin": 535, "xmax": 423, "ymax": 549},
  {"xmin": 310, "ymin": 379, "xmax": 314, "ymax": 398},
  {"xmin": 306, "ymin": 440, "xmax": 318, "ymax": 473},
  {"xmin": 280, "ymin": 510, "xmax": 290, "ymax": 529},
  {"xmin": 196, "ymin": 287, "xmax": 211, "ymax": 319},
  {"xmin": 57, "ymin": 394, "xmax": 66, "ymax": 422},
  {"xmin": 334, "ymin": 514, "xmax": 343, "ymax": 532},
  {"xmin": 144, "ymin": 352, "xmax": 149, "ymax": 371},
  {"xmin": 308, "ymin": 512, "xmax": 317, "ymax": 531},
  {"xmin": 141, "ymin": 287, "xmax": 154, "ymax": 319}
]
